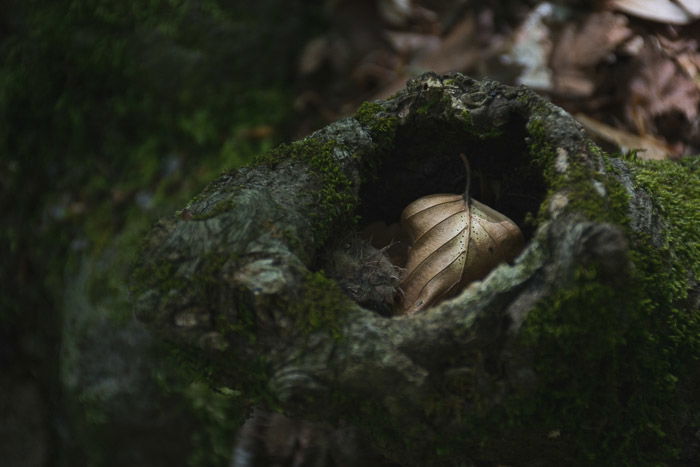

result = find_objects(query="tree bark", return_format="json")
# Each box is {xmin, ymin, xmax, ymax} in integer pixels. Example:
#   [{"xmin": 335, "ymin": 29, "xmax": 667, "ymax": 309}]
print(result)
[{"xmin": 131, "ymin": 73, "xmax": 700, "ymax": 466}]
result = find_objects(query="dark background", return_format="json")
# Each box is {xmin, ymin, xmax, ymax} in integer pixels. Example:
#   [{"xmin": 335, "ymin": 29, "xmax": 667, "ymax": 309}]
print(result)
[{"xmin": 1, "ymin": 1, "xmax": 324, "ymax": 465}]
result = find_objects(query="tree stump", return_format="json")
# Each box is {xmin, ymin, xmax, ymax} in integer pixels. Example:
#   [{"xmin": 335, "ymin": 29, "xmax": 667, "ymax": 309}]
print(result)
[{"xmin": 131, "ymin": 73, "xmax": 700, "ymax": 466}]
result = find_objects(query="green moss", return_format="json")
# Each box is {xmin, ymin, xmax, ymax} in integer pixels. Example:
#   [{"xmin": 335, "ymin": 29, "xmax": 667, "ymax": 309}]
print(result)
[
  {"xmin": 287, "ymin": 271, "xmax": 354, "ymax": 340},
  {"xmin": 458, "ymin": 109, "xmax": 505, "ymax": 141},
  {"xmin": 632, "ymin": 157, "xmax": 700, "ymax": 281},
  {"xmin": 356, "ymin": 101, "xmax": 399, "ymax": 145},
  {"xmin": 452, "ymin": 118, "xmax": 700, "ymax": 463},
  {"xmin": 563, "ymin": 160, "xmax": 630, "ymax": 226},
  {"xmin": 354, "ymin": 89, "xmax": 512, "ymax": 199},
  {"xmin": 525, "ymin": 117, "xmax": 558, "ymax": 180},
  {"xmin": 354, "ymin": 101, "xmax": 399, "ymax": 178},
  {"xmin": 526, "ymin": 119, "xmax": 630, "ymax": 226},
  {"xmin": 630, "ymin": 157, "xmax": 700, "ymax": 380},
  {"xmin": 255, "ymin": 137, "xmax": 359, "ymax": 244},
  {"xmin": 354, "ymin": 101, "xmax": 385, "ymax": 125},
  {"xmin": 484, "ymin": 156, "xmax": 700, "ymax": 464},
  {"xmin": 154, "ymin": 342, "xmax": 268, "ymax": 467},
  {"xmin": 512, "ymin": 264, "xmax": 677, "ymax": 464},
  {"xmin": 184, "ymin": 381, "xmax": 245, "ymax": 467},
  {"xmin": 170, "ymin": 271, "xmax": 356, "ymax": 454}
]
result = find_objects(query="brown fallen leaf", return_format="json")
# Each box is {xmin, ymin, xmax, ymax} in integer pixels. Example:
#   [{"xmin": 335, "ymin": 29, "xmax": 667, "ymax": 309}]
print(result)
[
  {"xmin": 610, "ymin": 0, "xmax": 700, "ymax": 25},
  {"xmin": 550, "ymin": 11, "xmax": 632, "ymax": 97},
  {"xmin": 575, "ymin": 113, "xmax": 675, "ymax": 159},
  {"xmin": 623, "ymin": 37, "xmax": 699, "ymax": 147},
  {"xmin": 657, "ymin": 36, "xmax": 700, "ymax": 89},
  {"xmin": 398, "ymin": 156, "xmax": 524, "ymax": 314}
]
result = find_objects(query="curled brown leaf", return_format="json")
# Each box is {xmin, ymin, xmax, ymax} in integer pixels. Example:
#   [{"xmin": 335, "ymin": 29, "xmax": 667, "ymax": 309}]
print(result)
[{"xmin": 398, "ymin": 187, "xmax": 524, "ymax": 315}]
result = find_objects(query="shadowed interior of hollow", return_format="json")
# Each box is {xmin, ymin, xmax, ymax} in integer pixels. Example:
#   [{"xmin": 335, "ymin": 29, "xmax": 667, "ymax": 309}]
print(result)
[{"xmin": 358, "ymin": 111, "xmax": 547, "ymax": 241}]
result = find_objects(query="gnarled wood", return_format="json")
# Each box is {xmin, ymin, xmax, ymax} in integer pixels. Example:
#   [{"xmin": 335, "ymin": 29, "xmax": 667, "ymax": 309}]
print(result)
[{"xmin": 131, "ymin": 73, "xmax": 700, "ymax": 466}]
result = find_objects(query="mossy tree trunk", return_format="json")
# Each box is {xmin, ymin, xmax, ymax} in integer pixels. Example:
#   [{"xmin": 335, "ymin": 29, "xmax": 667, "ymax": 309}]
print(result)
[{"xmin": 131, "ymin": 73, "xmax": 700, "ymax": 466}]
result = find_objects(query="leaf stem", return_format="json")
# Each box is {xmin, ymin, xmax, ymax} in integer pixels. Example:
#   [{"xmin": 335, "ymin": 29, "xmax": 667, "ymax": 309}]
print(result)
[{"xmin": 459, "ymin": 153, "xmax": 471, "ymax": 204}]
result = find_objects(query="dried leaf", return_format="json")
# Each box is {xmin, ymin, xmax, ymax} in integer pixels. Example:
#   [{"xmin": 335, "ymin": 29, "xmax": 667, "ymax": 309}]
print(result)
[
  {"xmin": 677, "ymin": 0, "xmax": 700, "ymax": 17},
  {"xmin": 610, "ymin": 0, "xmax": 700, "ymax": 25},
  {"xmin": 623, "ymin": 39, "xmax": 700, "ymax": 147},
  {"xmin": 576, "ymin": 113, "xmax": 674, "ymax": 160},
  {"xmin": 398, "ymin": 187, "xmax": 524, "ymax": 315},
  {"xmin": 550, "ymin": 12, "xmax": 632, "ymax": 97},
  {"xmin": 378, "ymin": 0, "xmax": 413, "ymax": 27}
]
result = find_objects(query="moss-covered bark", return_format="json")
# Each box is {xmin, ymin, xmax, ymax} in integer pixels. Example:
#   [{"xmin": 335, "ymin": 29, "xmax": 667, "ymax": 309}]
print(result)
[{"xmin": 132, "ymin": 73, "xmax": 700, "ymax": 466}]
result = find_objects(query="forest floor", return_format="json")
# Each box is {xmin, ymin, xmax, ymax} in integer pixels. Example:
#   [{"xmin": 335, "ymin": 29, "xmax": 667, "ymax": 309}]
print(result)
[{"xmin": 292, "ymin": 0, "xmax": 700, "ymax": 159}]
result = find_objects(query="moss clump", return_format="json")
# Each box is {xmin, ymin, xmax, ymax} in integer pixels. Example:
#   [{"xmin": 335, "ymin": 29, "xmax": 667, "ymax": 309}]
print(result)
[
  {"xmin": 157, "ymin": 342, "xmax": 273, "ymax": 467},
  {"xmin": 515, "ymin": 265, "xmax": 678, "ymax": 464},
  {"xmin": 183, "ymin": 382, "xmax": 245, "ymax": 467},
  {"xmin": 563, "ymin": 160, "xmax": 630, "ymax": 226},
  {"xmin": 354, "ymin": 101, "xmax": 399, "ymax": 179},
  {"xmin": 256, "ymin": 137, "xmax": 359, "ymax": 246},
  {"xmin": 630, "ymin": 156, "xmax": 700, "ymax": 391},
  {"xmin": 526, "ymin": 119, "xmax": 629, "ymax": 226},
  {"xmin": 496, "ymin": 156, "xmax": 700, "ymax": 464},
  {"xmin": 458, "ymin": 109, "xmax": 506, "ymax": 141},
  {"xmin": 288, "ymin": 271, "xmax": 354, "ymax": 340},
  {"xmin": 632, "ymin": 157, "xmax": 700, "ymax": 281},
  {"xmin": 525, "ymin": 117, "xmax": 558, "ymax": 183},
  {"xmin": 354, "ymin": 101, "xmax": 395, "ymax": 134}
]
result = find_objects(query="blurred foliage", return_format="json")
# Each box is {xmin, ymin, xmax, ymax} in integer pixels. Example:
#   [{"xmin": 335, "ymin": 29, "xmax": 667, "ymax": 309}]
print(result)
[{"xmin": 0, "ymin": 0, "xmax": 324, "ymax": 465}]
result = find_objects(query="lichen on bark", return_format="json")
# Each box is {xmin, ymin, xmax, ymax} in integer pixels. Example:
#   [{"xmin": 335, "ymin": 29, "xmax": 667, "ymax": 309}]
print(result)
[{"xmin": 131, "ymin": 72, "xmax": 700, "ymax": 466}]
